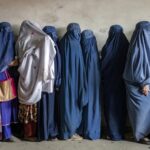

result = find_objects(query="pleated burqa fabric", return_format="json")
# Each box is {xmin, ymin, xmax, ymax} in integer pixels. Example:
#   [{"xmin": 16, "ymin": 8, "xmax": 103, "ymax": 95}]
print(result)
[
  {"xmin": 0, "ymin": 22, "xmax": 18, "ymax": 140},
  {"xmin": 37, "ymin": 26, "xmax": 61, "ymax": 140},
  {"xmin": 123, "ymin": 21, "xmax": 150, "ymax": 141},
  {"xmin": 78, "ymin": 30, "xmax": 101, "ymax": 140},
  {"xmin": 59, "ymin": 23, "xmax": 87, "ymax": 139},
  {"xmin": 101, "ymin": 25, "xmax": 129, "ymax": 140}
]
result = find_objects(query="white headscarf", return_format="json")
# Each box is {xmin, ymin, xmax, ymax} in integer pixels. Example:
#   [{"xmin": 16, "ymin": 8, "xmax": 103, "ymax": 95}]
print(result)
[{"xmin": 16, "ymin": 20, "xmax": 56, "ymax": 104}]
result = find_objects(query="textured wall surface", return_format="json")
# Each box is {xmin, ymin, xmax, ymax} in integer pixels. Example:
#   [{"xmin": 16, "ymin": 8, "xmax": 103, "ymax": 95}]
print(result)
[{"xmin": 0, "ymin": 0, "xmax": 150, "ymax": 49}]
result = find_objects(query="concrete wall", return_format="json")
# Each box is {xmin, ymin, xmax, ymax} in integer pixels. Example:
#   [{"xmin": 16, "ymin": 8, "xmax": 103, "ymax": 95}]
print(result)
[{"xmin": 0, "ymin": 0, "xmax": 150, "ymax": 49}]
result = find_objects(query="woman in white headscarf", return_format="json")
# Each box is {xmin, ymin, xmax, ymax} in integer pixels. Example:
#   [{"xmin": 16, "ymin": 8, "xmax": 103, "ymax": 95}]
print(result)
[{"xmin": 16, "ymin": 20, "xmax": 56, "ymax": 141}]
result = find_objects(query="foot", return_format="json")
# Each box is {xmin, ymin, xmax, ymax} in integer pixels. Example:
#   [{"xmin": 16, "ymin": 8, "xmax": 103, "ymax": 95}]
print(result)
[
  {"xmin": 3, "ymin": 138, "xmax": 14, "ymax": 142},
  {"xmin": 71, "ymin": 134, "xmax": 83, "ymax": 141},
  {"xmin": 23, "ymin": 137, "xmax": 37, "ymax": 142},
  {"xmin": 106, "ymin": 136, "xmax": 111, "ymax": 140},
  {"xmin": 139, "ymin": 138, "xmax": 150, "ymax": 145},
  {"xmin": 49, "ymin": 137, "xmax": 58, "ymax": 141},
  {"xmin": 146, "ymin": 135, "xmax": 150, "ymax": 140}
]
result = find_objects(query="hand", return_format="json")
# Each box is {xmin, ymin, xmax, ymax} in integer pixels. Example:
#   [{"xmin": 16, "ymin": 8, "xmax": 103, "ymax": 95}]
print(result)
[
  {"xmin": 142, "ymin": 85, "xmax": 150, "ymax": 96},
  {"xmin": 9, "ymin": 59, "xmax": 19, "ymax": 66}
]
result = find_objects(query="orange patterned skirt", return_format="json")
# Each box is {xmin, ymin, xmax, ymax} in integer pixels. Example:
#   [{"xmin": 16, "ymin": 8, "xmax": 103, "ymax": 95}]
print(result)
[{"xmin": 18, "ymin": 104, "xmax": 37, "ymax": 138}]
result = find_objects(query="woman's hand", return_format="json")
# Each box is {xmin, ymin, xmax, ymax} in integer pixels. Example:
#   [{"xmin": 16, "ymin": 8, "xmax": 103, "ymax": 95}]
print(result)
[
  {"xmin": 9, "ymin": 59, "xmax": 19, "ymax": 66},
  {"xmin": 142, "ymin": 85, "xmax": 150, "ymax": 96}
]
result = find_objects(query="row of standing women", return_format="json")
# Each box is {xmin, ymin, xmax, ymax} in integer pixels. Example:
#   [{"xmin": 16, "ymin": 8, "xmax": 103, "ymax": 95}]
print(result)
[{"xmin": 0, "ymin": 20, "xmax": 150, "ymax": 144}]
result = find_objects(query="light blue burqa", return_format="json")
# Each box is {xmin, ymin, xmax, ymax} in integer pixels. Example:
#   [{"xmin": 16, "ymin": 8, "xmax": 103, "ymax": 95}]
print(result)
[{"xmin": 123, "ymin": 21, "xmax": 150, "ymax": 141}]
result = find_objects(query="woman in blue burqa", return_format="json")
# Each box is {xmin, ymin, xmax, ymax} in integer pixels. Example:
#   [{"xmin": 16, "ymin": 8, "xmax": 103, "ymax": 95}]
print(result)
[
  {"xmin": 37, "ymin": 26, "xmax": 61, "ymax": 140},
  {"xmin": 59, "ymin": 23, "xmax": 87, "ymax": 140},
  {"xmin": 101, "ymin": 25, "xmax": 129, "ymax": 140},
  {"xmin": 123, "ymin": 21, "xmax": 150, "ymax": 144},
  {"xmin": 0, "ymin": 22, "xmax": 18, "ymax": 141},
  {"xmin": 78, "ymin": 30, "xmax": 101, "ymax": 140}
]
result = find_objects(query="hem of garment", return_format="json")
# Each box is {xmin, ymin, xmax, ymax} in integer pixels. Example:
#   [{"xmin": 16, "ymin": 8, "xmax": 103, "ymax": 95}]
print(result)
[
  {"xmin": 134, "ymin": 132, "xmax": 150, "ymax": 142},
  {"xmin": 37, "ymin": 132, "xmax": 58, "ymax": 141},
  {"xmin": 77, "ymin": 130, "xmax": 101, "ymax": 140},
  {"xmin": 59, "ymin": 131, "xmax": 75, "ymax": 140},
  {"xmin": 1, "ymin": 122, "xmax": 18, "ymax": 126},
  {"xmin": 83, "ymin": 132, "xmax": 101, "ymax": 140},
  {"xmin": 0, "ymin": 97, "xmax": 17, "ymax": 103},
  {"xmin": 109, "ymin": 135, "xmax": 124, "ymax": 141}
]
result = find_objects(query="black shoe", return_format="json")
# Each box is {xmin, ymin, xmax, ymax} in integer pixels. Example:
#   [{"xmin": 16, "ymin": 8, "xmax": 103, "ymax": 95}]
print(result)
[
  {"xmin": 3, "ymin": 138, "xmax": 14, "ymax": 142},
  {"xmin": 23, "ymin": 137, "xmax": 38, "ymax": 142},
  {"xmin": 147, "ymin": 134, "xmax": 150, "ymax": 139}
]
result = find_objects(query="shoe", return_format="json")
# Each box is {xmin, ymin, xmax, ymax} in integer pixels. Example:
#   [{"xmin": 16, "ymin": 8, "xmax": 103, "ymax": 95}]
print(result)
[
  {"xmin": 146, "ymin": 134, "xmax": 150, "ymax": 139},
  {"xmin": 139, "ymin": 138, "xmax": 150, "ymax": 145},
  {"xmin": 23, "ymin": 137, "xmax": 37, "ymax": 142},
  {"xmin": 71, "ymin": 134, "xmax": 83, "ymax": 141},
  {"xmin": 106, "ymin": 136, "xmax": 111, "ymax": 140},
  {"xmin": 49, "ymin": 137, "xmax": 58, "ymax": 141},
  {"xmin": 3, "ymin": 138, "xmax": 14, "ymax": 142}
]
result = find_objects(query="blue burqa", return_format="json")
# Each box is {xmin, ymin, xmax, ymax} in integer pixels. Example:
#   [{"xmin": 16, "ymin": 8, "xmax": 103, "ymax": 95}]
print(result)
[
  {"xmin": 101, "ymin": 25, "xmax": 129, "ymax": 140},
  {"xmin": 0, "ymin": 22, "xmax": 14, "ymax": 72},
  {"xmin": 123, "ymin": 21, "xmax": 150, "ymax": 141},
  {"xmin": 59, "ymin": 23, "xmax": 87, "ymax": 139},
  {"xmin": 0, "ymin": 22, "xmax": 18, "ymax": 140},
  {"xmin": 37, "ymin": 26, "xmax": 61, "ymax": 140},
  {"xmin": 78, "ymin": 30, "xmax": 101, "ymax": 140}
]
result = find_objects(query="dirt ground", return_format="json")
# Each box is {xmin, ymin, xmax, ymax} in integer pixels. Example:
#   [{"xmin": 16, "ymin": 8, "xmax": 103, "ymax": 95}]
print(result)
[{"xmin": 0, "ymin": 136, "xmax": 150, "ymax": 150}]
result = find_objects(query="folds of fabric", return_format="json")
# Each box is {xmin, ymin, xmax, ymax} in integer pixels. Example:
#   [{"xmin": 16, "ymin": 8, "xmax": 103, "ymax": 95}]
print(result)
[
  {"xmin": 59, "ymin": 23, "xmax": 87, "ymax": 139},
  {"xmin": 0, "ymin": 71, "xmax": 18, "ymax": 140},
  {"xmin": 43, "ymin": 26, "xmax": 61, "ymax": 89},
  {"xmin": 123, "ymin": 21, "xmax": 150, "ymax": 141},
  {"xmin": 0, "ymin": 22, "xmax": 15, "ymax": 72},
  {"xmin": 43, "ymin": 27, "xmax": 62, "ymax": 136},
  {"xmin": 78, "ymin": 30, "xmax": 101, "ymax": 140},
  {"xmin": 0, "ymin": 22, "xmax": 18, "ymax": 140},
  {"xmin": 0, "ymin": 107, "xmax": 2, "ymax": 140},
  {"xmin": 16, "ymin": 20, "xmax": 56, "ymax": 105},
  {"xmin": 37, "ymin": 92, "xmax": 58, "ymax": 140},
  {"xmin": 101, "ymin": 25, "xmax": 129, "ymax": 140},
  {"xmin": 18, "ymin": 103, "xmax": 37, "ymax": 138},
  {"xmin": 36, "ymin": 26, "xmax": 61, "ymax": 140},
  {"xmin": 24, "ymin": 122, "xmax": 36, "ymax": 138}
]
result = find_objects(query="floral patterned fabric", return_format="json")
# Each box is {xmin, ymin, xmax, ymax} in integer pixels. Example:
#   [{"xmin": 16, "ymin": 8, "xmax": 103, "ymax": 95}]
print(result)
[{"xmin": 18, "ymin": 104, "xmax": 37, "ymax": 124}]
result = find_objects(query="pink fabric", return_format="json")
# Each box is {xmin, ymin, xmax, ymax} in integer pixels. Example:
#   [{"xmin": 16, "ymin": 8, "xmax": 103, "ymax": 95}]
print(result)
[{"xmin": 5, "ymin": 71, "xmax": 17, "ymax": 98}]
